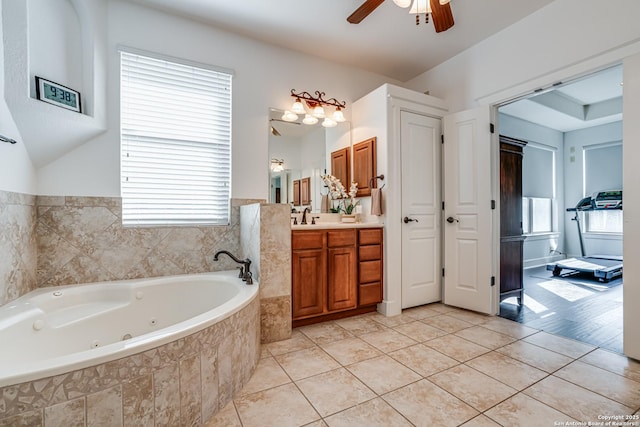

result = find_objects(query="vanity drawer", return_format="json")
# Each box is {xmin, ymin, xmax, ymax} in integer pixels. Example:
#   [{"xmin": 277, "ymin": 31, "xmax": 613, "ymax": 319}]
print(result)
[
  {"xmin": 327, "ymin": 229, "xmax": 356, "ymax": 248},
  {"xmin": 292, "ymin": 231, "xmax": 324, "ymax": 250},
  {"xmin": 359, "ymin": 260, "xmax": 382, "ymax": 283},
  {"xmin": 359, "ymin": 245, "xmax": 381, "ymax": 261},
  {"xmin": 359, "ymin": 228, "xmax": 382, "ymax": 246},
  {"xmin": 359, "ymin": 282, "xmax": 382, "ymax": 306}
]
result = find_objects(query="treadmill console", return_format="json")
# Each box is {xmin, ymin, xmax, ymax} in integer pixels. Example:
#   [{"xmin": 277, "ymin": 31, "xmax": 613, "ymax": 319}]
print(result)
[
  {"xmin": 568, "ymin": 190, "xmax": 622, "ymax": 211},
  {"xmin": 593, "ymin": 190, "xmax": 622, "ymax": 209}
]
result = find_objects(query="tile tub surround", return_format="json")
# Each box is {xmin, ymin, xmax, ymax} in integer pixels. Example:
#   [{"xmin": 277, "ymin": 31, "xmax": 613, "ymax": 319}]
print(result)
[
  {"xmin": 0, "ymin": 292, "xmax": 260, "ymax": 426},
  {"xmin": 36, "ymin": 197, "xmax": 262, "ymax": 287},
  {"xmin": 207, "ymin": 305, "xmax": 640, "ymax": 427},
  {"xmin": 240, "ymin": 203, "xmax": 292, "ymax": 343},
  {"xmin": 0, "ymin": 190, "xmax": 37, "ymax": 305}
]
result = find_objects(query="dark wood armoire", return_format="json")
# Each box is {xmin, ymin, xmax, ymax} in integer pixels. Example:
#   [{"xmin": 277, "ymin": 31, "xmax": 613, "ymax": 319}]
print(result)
[{"xmin": 500, "ymin": 135, "xmax": 527, "ymax": 305}]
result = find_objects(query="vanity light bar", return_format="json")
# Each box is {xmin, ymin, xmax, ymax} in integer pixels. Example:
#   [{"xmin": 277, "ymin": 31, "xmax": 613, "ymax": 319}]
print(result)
[{"xmin": 283, "ymin": 89, "xmax": 347, "ymax": 126}]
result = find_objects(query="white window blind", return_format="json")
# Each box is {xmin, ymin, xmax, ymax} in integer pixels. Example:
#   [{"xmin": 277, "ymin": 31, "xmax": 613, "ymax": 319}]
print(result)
[{"xmin": 120, "ymin": 50, "xmax": 232, "ymax": 226}]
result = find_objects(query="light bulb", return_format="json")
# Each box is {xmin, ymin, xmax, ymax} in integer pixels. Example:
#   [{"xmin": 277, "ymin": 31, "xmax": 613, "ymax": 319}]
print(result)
[
  {"xmin": 302, "ymin": 114, "xmax": 318, "ymax": 125},
  {"xmin": 312, "ymin": 105, "xmax": 325, "ymax": 118},
  {"xmin": 332, "ymin": 108, "xmax": 345, "ymax": 123},
  {"xmin": 291, "ymin": 98, "xmax": 306, "ymax": 115},
  {"xmin": 281, "ymin": 110, "xmax": 298, "ymax": 122},
  {"xmin": 322, "ymin": 117, "xmax": 337, "ymax": 128},
  {"xmin": 392, "ymin": 0, "xmax": 412, "ymax": 7}
]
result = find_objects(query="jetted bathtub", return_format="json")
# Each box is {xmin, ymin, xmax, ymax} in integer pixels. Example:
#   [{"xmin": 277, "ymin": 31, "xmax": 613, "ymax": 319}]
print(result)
[{"xmin": 0, "ymin": 270, "xmax": 260, "ymax": 425}]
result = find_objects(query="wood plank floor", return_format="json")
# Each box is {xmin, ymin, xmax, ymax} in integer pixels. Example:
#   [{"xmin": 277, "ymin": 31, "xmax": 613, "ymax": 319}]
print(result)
[{"xmin": 499, "ymin": 265, "xmax": 623, "ymax": 353}]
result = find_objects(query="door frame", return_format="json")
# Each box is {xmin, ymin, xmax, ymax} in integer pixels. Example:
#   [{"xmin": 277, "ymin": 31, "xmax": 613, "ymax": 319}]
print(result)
[{"xmin": 377, "ymin": 85, "xmax": 448, "ymax": 317}]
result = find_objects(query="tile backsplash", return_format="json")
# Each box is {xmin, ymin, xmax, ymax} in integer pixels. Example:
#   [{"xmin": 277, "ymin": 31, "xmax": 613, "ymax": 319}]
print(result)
[
  {"xmin": 0, "ymin": 190, "xmax": 262, "ymax": 304},
  {"xmin": 0, "ymin": 190, "xmax": 37, "ymax": 305}
]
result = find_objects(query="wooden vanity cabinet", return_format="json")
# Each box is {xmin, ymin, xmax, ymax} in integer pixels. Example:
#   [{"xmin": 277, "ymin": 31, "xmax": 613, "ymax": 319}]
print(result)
[{"xmin": 292, "ymin": 227, "xmax": 383, "ymax": 326}]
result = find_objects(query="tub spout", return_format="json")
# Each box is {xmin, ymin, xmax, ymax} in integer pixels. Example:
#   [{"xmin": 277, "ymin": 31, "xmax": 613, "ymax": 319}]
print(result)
[{"xmin": 213, "ymin": 250, "xmax": 253, "ymax": 284}]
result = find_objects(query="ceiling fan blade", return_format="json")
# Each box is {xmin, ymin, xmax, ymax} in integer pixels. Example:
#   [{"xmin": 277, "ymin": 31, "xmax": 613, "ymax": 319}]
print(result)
[
  {"xmin": 430, "ymin": 0, "xmax": 454, "ymax": 33},
  {"xmin": 347, "ymin": 0, "xmax": 385, "ymax": 24}
]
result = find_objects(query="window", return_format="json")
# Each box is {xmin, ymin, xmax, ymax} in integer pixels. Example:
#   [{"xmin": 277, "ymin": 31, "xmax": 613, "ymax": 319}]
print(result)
[
  {"xmin": 583, "ymin": 142, "xmax": 622, "ymax": 233},
  {"xmin": 522, "ymin": 197, "xmax": 554, "ymax": 234},
  {"xmin": 120, "ymin": 50, "xmax": 232, "ymax": 226}
]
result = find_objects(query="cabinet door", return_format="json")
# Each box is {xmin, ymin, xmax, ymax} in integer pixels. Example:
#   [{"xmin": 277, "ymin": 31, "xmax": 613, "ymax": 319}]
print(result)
[
  {"xmin": 293, "ymin": 180, "xmax": 301, "ymax": 206},
  {"xmin": 301, "ymin": 177, "xmax": 311, "ymax": 206},
  {"xmin": 331, "ymin": 147, "xmax": 350, "ymax": 188},
  {"xmin": 327, "ymin": 246, "xmax": 357, "ymax": 312},
  {"xmin": 292, "ymin": 249, "xmax": 325, "ymax": 318},
  {"xmin": 353, "ymin": 137, "xmax": 377, "ymax": 197}
]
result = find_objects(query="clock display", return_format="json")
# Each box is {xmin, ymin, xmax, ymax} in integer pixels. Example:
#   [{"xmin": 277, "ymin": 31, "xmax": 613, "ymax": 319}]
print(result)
[
  {"xmin": 43, "ymin": 82, "xmax": 77, "ymax": 108},
  {"xmin": 35, "ymin": 76, "xmax": 82, "ymax": 113}
]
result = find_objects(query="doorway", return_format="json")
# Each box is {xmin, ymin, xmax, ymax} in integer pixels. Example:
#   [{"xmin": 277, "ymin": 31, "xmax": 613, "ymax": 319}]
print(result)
[{"xmin": 496, "ymin": 65, "xmax": 624, "ymax": 352}]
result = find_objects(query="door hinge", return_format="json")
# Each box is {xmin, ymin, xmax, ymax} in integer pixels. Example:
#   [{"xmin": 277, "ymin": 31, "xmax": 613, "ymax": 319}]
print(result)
[
  {"xmin": 490, "ymin": 123, "xmax": 495, "ymax": 134},
  {"xmin": 491, "ymin": 200, "xmax": 496, "ymax": 210},
  {"xmin": 442, "ymin": 268, "xmax": 445, "ymax": 277},
  {"xmin": 491, "ymin": 276, "xmax": 495, "ymax": 287},
  {"xmin": 442, "ymin": 201, "xmax": 445, "ymax": 210},
  {"xmin": 441, "ymin": 134, "xmax": 444, "ymax": 144}
]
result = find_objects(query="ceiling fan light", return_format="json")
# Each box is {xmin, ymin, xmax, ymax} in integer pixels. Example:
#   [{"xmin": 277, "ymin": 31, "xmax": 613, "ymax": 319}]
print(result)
[
  {"xmin": 409, "ymin": 0, "xmax": 430, "ymax": 14},
  {"xmin": 333, "ymin": 107, "xmax": 345, "ymax": 122},
  {"xmin": 271, "ymin": 159, "xmax": 284, "ymax": 172},
  {"xmin": 281, "ymin": 110, "xmax": 298, "ymax": 122},
  {"xmin": 312, "ymin": 105, "xmax": 326, "ymax": 118},
  {"xmin": 291, "ymin": 98, "xmax": 306, "ymax": 115},
  {"xmin": 302, "ymin": 114, "xmax": 318, "ymax": 125},
  {"xmin": 392, "ymin": 0, "xmax": 412, "ymax": 8},
  {"xmin": 322, "ymin": 117, "xmax": 337, "ymax": 128}
]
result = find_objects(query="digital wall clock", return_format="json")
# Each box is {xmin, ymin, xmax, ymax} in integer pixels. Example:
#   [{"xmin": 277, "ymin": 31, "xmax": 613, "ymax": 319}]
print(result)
[{"xmin": 35, "ymin": 76, "xmax": 82, "ymax": 113}]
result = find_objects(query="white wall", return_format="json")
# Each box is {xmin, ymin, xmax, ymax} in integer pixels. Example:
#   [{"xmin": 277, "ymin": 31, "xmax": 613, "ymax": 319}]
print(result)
[
  {"xmin": 0, "ymin": 1, "xmax": 37, "ymax": 194},
  {"xmin": 28, "ymin": 0, "xmax": 83, "ymax": 100},
  {"xmin": 623, "ymin": 52, "xmax": 640, "ymax": 359},
  {"xmin": 406, "ymin": 0, "xmax": 640, "ymax": 112},
  {"xmin": 36, "ymin": 0, "xmax": 397, "ymax": 198},
  {"xmin": 498, "ymin": 114, "xmax": 564, "ymax": 268}
]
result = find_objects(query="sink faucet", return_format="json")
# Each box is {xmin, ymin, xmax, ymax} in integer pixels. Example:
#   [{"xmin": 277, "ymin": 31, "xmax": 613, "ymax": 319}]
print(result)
[
  {"xmin": 213, "ymin": 250, "xmax": 253, "ymax": 284},
  {"xmin": 301, "ymin": 207, "xmax": 311, "ymax": 225}
]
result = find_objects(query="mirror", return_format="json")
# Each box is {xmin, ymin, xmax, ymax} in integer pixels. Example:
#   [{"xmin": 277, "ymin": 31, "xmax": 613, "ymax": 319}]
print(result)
[{"xmin": 268, "ymin": 108, "xmax": 351, "ymax": 212}]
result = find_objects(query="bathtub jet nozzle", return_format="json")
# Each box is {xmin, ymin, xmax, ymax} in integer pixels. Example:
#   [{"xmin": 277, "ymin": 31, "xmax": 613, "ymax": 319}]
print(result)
[{"xmin": 213, "ymin": 250, "xmax": 253, "ymax": 284}]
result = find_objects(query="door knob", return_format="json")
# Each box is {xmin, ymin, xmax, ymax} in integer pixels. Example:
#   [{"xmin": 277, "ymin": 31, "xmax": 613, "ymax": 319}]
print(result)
[
  {"xmin": 446, "ymin": 216, "xmax": 459, "ymax": 223},
  {"xmin": 403, "ymin": 216, "xmax": 418, "ymax": 224}
]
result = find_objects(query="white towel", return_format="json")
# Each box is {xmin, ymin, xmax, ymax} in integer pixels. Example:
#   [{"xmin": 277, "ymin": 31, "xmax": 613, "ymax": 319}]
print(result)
[
  {"xmin": 320, "ymin": 194, "xmax": 329, "ymax": 213},
  {"xmin": 371, "ymin": 188, "xmax": 383, "ymax": 216}
]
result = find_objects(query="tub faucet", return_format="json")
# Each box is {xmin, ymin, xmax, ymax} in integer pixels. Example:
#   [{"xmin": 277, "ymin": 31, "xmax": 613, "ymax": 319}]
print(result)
[
  {"xmin": 213, "ymin": 250, "xmax": 253, "ymax": 284},
  {"xmin": 301, "ymin": 207, "xmax": 311, "ymax": 225}
]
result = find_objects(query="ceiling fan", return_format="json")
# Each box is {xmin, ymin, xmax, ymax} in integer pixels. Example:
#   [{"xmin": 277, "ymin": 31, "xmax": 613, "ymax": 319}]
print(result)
[{"xmin": 347, "ymin": 0, "xmax": 455, "ymax": 33}]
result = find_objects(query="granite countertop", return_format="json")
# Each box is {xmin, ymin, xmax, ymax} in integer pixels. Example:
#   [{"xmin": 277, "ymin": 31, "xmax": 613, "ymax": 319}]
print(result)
[{"xmin": 291, "ymin": 222, "xmax": 383, "ymax": 230}]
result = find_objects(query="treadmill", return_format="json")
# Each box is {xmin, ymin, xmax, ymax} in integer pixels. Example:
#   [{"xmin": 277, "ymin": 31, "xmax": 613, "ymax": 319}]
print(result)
[{"xmin": 546, "ymin": 190, "xmax": 623, "ymax": 282}]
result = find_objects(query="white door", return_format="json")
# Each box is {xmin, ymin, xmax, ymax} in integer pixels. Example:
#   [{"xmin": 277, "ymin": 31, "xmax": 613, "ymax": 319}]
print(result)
[
  {"xmin": 401, "ymin": 111, "xmax": 442, "ymax": 308},
  {"xmin": 442, "ymin": 106, "xmax": 494, "ymax": 313}
]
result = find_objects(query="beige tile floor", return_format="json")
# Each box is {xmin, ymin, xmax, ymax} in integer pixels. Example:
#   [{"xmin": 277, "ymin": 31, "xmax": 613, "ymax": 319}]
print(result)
[{"xmin": 206, "ymin": 303, "xmax": 640, "ymax": 426}]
